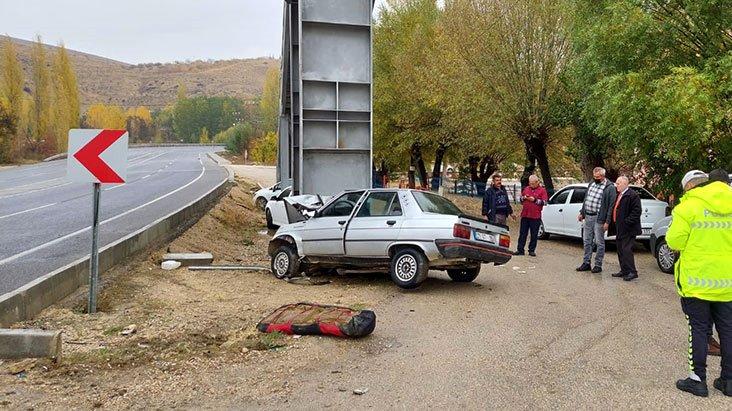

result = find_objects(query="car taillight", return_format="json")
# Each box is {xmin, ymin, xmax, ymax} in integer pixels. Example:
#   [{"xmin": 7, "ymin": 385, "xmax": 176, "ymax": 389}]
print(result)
[
  {"xmin": 453, "ymin": 224, "xmax": 471, "ymax": 239},
  {"xmin": 499, "ymin": 234, "xmax": 510, "ymax": 248}
]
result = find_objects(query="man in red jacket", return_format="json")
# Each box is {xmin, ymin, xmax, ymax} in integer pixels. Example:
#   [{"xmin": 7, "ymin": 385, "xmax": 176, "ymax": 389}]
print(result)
[{"xmin": 514, "ymin": 175, "xmax": 549, "ymax": 256}]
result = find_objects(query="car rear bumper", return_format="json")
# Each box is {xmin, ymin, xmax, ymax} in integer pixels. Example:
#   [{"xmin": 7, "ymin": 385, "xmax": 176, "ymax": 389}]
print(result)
[{"xmin": 435, "ymin": 239, "xmax": 512, "ymax": 265}]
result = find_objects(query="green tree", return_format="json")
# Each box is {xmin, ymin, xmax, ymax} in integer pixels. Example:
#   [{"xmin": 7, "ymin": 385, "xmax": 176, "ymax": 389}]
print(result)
[
  {"xmin": 173, "ymin": 96, "xmax": 245, "ymax": 143},
  {"xmin": 571, "ymin": 0, "xmax": 732, "ymax": 194},
  {"xmin": 259, "ymin": 66, "xmax": 280, "ymax": 133},
  {"xmin": 374, "ymin": 0, "xmax": 446, "ymax": 186},
  {"xmin": 440, "ymin": 0, "xmax": 571, "ymax": 192},
  {"xmin": 218, "ymin": 123, "xmax": 256, "ymax": 155}
]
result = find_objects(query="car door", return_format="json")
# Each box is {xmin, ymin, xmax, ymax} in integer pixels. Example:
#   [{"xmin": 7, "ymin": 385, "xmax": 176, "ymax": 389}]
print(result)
[
  {"xmin": 300, "ymin": 191, "xmax": 365, "ymax": 256},
  {"xmin": 565, "ymin": 187, "xmax": 587, "ymax": 238},
  {"xmin": 345, "ymin": 191, "xmax": 405, "ymax": 257},
  {"xmin": 542, "ymin": 188, "xmax": 571, "ymax": 235},
  {"xmin": 269, "ymin": 187, "xmax": 291, "ymax": 226}
]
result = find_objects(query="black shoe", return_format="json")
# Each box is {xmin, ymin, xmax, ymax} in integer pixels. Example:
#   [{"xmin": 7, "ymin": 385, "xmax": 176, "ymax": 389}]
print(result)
[
  {"xmin": 528, "ymin": 251, "xmax": 536, "ymax": 257},
  {"xmin": 591, "ymin": 266, "xmax": 602, "ymax": 274},
  {"xmin": 513, "ymin": 251, "xmax": 525, "ymax": 256},
  {"xmin": 623, "ymin": 273, "xmax": 638, "ymax": 281},
  {"xmin": 576, "ymin": 263, "xmax": 591, "ymax": 272},
  {"xmin": 611, "ymin": 272, "xmax": 626, "ymax": 278},
  {"xmin": 676, "ymin": 378, "xmax": 708, "ymax": 397},
  {"xmin": 713, "ymin": 377, "xmax": 732, "ymax": 396}
]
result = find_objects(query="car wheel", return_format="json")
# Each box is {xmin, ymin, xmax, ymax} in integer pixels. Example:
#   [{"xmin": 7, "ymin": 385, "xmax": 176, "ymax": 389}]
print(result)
[
  {"xmin": 266, "ymin": 209, "xmax": 277, "ymax": 230},
  {"xmin": 255, "ymin": 197, "xmax": 267, "ymax": 210},
  {"xmin": 447, "ymin": 266, "xmax": 480, "ymax": 282},
  {"xmin": 271, "ymin": 244, "xmax": 300, "ymax": 279},
  {"xmin": 655, "ymin": 238, "xmax": 676, "ymax": 274},
  {"xmin": 538, "ymin": 222, "xmax": 550, "ymax": 240},
  {"xmin": 390, "ymin": 248, "xmax": 429, "ymax": 289}
]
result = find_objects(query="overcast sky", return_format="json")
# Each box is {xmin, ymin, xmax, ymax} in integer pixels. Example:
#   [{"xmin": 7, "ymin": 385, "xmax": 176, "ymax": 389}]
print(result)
[{"xmin": 0, "ymin": 0, "xmax": 387, "ymax": 64}]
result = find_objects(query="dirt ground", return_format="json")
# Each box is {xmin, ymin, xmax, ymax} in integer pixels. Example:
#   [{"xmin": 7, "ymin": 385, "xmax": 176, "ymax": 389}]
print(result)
[
  {"xmin": 0, "ymin": 178, "xmax": 393, "ymax": 409},
  {"xmin": 2, "ymin": 179, "xmax": 730, "ymax": 409}
]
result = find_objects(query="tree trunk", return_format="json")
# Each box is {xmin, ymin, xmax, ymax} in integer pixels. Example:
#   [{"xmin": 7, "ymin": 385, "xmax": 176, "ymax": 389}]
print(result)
[
  {"xmin": 411, "ymin": 143, "xmax": 428, "ymax": 188},
  {"xmin": 431, "ymin": 144, "xmax": 447, "ymax": 190},
  {"xmin": 531, "ymin": 139, "xmax": 555, "ymax": 194},
  {"xmin": 478, "ymin": 155, "xmax": 498, "ymax": 183},
  {"xmin": 432, "ymin": 144, "xmax": 446, "ymax": 180},
  {"xmin": 520, "ymin": 141, "xmax": 537, "ymax": 188},
  {"xmin": 468, "ymin": 156, "xmax": 480, "ymax": 182}
]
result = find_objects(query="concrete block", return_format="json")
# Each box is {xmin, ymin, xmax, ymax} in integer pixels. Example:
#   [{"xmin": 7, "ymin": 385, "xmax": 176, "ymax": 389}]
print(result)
[
  {"xmin": 0, "ymin": 329, "xmax": 62, "ymax": 360},
  {"xmin": 162, "ymin": 253, "xmax": 213, "ymax": 266}
]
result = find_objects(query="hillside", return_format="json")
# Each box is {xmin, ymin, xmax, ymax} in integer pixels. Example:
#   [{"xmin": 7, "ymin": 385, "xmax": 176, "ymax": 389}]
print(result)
[{"xmin": 3, "ymin": 36, "xmax": 279, "ymax": 110}]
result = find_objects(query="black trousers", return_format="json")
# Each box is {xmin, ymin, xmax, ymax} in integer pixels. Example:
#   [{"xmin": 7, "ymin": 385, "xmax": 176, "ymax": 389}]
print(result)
[
  {"xmin": 616, "ymin": 235, "xmax": 637, "ymax": 275},
  {"xmin": 517, "ymin": 218, "xmax": 541, "ymax": 253},
  {"xmin": 681, "ymin": 297, "xmax": 732, "ymax": 380}
]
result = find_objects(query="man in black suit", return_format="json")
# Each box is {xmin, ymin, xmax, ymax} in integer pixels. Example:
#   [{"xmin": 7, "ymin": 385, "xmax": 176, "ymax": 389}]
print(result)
[{"xmin": 608, "ymin": 176, "xmax": 642, "ymax": 281}]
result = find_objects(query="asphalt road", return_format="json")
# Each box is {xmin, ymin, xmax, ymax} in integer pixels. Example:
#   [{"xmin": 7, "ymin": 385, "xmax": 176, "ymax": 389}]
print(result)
[
  {"xmin": 0, "ymin": 146, "xmax": 228, "ymax": 296},
  {"xmin": 255, "ymin": 235, "xmax": 730, "ymax": 409}
]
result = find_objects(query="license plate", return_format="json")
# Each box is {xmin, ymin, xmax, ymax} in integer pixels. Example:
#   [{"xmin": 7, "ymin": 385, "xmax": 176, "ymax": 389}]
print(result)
[
  {"xmin": 642, "ymin": 228, "xmax": 651, "ymax": 235},
  {"xmin": 474, "ymin": 231, "xmax": 496, "ymax": 243}
]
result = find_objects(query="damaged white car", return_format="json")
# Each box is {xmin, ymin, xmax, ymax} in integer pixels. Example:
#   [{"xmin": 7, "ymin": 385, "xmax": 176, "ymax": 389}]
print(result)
[
  {"xmin": 253, "ymin": 182, "xmax": 288, "ymax": 210},
  {"xmin": 268, "ymin": 189, "xmax": 512, "ymax": 289},
  {"xmin": 265, "ymin": 189, "xmax": 330, "ymax": 229}
]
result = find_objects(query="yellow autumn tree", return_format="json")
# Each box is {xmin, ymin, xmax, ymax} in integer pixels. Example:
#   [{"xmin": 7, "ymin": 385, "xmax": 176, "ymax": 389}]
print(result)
[
  {"xmin": 250, "ymin": 131, "xmax": 278, "ymax": 165},
  {"xmin": 52, "ymin": 43, "xmax": 80, "ymax": 150},
  {"xmin": 126, "ymin": 106, "xmax": 152, "ymax": 123},
  {"xmin": 259, "ymin": 66, "xmax": 280, "ymax": 133},
  {"xmin": 0, "ymin": 37, "xmax": 24, "ymax": 156},
  {"xmin": 30, "ymin": 36, "xmax": 53, "ymax": 145},
  {"xmin": 199, "ymin": 127, "xmax": 210, "ymax": 144},
  {"xmin": 86, "ymin": 104, "xmax": 126, "ymax": 129}
]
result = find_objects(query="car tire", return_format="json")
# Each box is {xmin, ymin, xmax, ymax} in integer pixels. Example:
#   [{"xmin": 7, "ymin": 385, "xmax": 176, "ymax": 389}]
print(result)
[
  {"xmin": 447, "ymin": 266, "xmax": 480, "ymax": 282},
  {"xmin": 390, "ymin": 248, "xmax": 429, "ymax": 289},
  {"xmin": 270, "ymin": 244, "xmax": 300, "ymax": 279},
  {"xmin": 255, "ymin": 197, "xmax": 268, "ymax": 211},
  {"xmin": 655, "ymin": 238, "xmax": 676, "ymax": 274},
  {"xmin": 538, "ymin": 222, "xmax": 550, "ymax": 240},
  {"xmin": 266, "ymin": 209, "xmax": 277, "ymax": 230}
]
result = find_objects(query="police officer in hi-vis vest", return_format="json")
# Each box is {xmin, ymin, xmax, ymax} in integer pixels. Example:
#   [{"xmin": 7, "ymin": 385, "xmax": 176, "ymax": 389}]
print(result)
[{"xmin": 670, "ymin": 170, "xmax": 732, "ymax": 397}]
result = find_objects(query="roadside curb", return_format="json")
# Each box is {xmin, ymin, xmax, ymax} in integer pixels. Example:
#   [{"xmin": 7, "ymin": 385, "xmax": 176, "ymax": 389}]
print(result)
[
  {"xmin": 207, "ymin": 152, "xmax": 234, "ymax": 182},
  {"xmin": 0, "ymin": 169, "xmax": 231, "ymax": 327}
]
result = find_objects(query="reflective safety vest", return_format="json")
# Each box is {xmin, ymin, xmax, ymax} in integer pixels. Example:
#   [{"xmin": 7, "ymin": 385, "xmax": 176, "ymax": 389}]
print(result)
[{"xmin": 667, "ymin": 181, "xmax": 732, "ymax": 302}]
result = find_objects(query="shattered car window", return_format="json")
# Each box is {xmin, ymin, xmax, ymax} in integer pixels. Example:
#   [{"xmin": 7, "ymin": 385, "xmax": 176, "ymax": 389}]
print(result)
[{"xmin": 412, "ymin": 192, "xmax": 462, "ymax": 216}]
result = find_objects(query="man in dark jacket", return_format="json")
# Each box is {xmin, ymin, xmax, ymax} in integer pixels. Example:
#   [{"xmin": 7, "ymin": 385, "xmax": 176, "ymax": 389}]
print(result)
[
  {"xmin": 482, "ymin": 173, "xmax": 515, "ymax": 225},
  {"xmin": 576, "ymin": 167, "xmax": 617, "ymax": 273},
  {"xmin": 608, "ymin": 176, "xmax": 642, "ymax": 281}
]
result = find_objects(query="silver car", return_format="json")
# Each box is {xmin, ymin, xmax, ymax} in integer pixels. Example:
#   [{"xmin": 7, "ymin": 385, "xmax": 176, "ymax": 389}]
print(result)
[
  {"xmin": 649, "ymin": 216, "xmax": 676, "ymax": 274},
  {"xmin": 268, "ymin": 189, "xmax": 512, "ymax": 289}
]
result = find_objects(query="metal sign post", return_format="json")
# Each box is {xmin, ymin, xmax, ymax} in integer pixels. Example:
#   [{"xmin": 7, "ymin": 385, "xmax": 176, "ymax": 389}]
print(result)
[
  {"xmin": 88, "ymin": 182, "xmax": 101, "ymax": 313},
  {"xmin": 66, "ymin": 129, "xmax": 129, "ymax": 314}
]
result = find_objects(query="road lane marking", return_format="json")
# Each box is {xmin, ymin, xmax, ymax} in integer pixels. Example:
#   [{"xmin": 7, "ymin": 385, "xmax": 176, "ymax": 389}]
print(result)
[
  {"xmin": 0, "ymin": 151, "xmax": 171, "ymax": 199},
  {"xmin": 0, "ymin": 203, "xmax": 57, "ymax": 220},
  {"xmin": 0, "ymin": 155, "xmax": 209, "ymax": 266}
]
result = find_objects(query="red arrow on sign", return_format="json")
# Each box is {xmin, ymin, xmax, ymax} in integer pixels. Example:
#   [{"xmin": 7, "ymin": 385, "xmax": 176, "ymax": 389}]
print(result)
[{"xmin": 73, "ymin": 129, "xmax": 126, "ymax": 183}]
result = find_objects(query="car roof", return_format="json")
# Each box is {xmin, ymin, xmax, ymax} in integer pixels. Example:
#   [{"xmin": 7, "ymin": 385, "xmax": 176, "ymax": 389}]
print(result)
[{"xmin": 560, "ymin": 183, "xmax": 646, "ymax": 189}]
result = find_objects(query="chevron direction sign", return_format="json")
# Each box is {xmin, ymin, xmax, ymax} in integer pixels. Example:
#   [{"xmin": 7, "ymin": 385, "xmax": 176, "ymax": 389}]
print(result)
[{"xmin": 67, "ymin": 129, "xmax": 128, "ymax": 184}]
